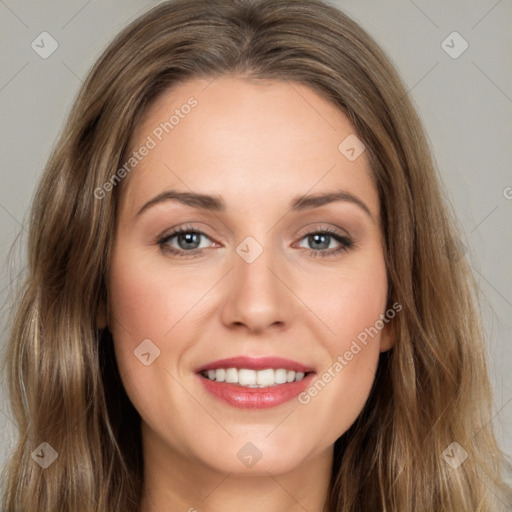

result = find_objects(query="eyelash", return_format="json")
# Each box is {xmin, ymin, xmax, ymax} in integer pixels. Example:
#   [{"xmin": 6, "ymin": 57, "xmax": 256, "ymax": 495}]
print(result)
[{"xmin": 157, "ymin": 224, "xmax": 355, "ymax": 259}]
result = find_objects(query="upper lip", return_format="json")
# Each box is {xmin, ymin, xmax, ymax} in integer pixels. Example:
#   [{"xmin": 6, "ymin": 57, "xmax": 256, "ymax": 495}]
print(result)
[{"xmin": 195, "ymin": 356, "xmax": 315, "ymax": 374}]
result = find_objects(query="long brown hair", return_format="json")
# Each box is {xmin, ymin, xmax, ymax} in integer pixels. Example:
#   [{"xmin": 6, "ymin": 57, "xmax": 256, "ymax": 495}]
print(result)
[{"xmin": 2, "ymin": 0, "xmax": 511, "ymax": 510}]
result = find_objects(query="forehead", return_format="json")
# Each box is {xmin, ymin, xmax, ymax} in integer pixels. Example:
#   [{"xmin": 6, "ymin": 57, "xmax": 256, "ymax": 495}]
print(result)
[{"xmin": 121, "ymin": 75, "xmax": 378, "ymax": 220}]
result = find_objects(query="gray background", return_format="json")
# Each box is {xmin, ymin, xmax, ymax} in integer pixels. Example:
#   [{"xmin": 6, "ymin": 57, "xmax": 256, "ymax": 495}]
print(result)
[{"xmin": 1, "ymin": 0, "xmax": 511, "ymax": 481}]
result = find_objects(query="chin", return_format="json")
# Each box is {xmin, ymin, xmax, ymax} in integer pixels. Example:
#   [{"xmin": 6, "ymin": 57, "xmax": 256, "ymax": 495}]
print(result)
[{"xmin": 191, "ymin": 434, "xmax": 314, "ymax": 476}]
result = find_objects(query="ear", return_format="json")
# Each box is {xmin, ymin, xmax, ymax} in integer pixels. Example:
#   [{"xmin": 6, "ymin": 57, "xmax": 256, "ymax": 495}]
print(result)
[
  {"xmin": 96, "ymin": 299, "xmax": 108, "ymax": 330},
  {"xmin": 379, "ymin": 319, "xmax": 396, "ymax": 352}
]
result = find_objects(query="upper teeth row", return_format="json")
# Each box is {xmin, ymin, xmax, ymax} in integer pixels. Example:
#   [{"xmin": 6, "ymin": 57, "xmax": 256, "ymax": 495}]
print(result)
[{"xmin": 202, "ymin": 368, "xmax": 306, "ymax": 387}]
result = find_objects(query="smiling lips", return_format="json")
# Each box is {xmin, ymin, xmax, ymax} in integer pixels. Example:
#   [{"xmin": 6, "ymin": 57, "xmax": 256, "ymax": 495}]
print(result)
[{"xmin": 195, "ymin": 356, "xmax": 316, "ymax": 409}]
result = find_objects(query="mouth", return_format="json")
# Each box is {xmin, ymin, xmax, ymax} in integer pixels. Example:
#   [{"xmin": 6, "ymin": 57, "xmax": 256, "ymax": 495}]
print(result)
[{"xmin": 195, "ymin": 356, "xmax": 316, "ymax": 409}]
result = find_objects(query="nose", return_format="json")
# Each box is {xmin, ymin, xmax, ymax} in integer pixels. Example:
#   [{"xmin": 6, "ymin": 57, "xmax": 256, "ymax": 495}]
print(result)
[{"xmin": 219, "ymin": 240, "xmax": 295, "ymax": 334}]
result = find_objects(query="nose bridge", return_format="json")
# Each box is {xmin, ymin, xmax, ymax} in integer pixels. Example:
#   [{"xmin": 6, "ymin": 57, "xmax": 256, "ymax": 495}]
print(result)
[
  {"xmin": 234, "ymin": 234, "xmax": 282, "ymax": 300},
  {"xmin": 221, "ymin": 232, "xmax": 293, "ymax": 331}
]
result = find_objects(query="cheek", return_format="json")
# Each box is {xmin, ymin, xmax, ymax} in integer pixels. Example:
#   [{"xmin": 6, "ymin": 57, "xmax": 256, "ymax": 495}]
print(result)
[
  {"xmin": 305, "ymin": 246, "xmax": 388, "ymax": 352},
  {"xmin": 301, "ymin": 347, "xmax": 380, "ymax": 448},
  {"xmin": 106, "ymin": 244, "xmax": 226, "ymax": 396},
  {"xmin": 106, "ymin": 247, "xmax": 186, "ymax": 391},
  {"xmin": 108, "ymin": 247, "xmax": 204, "ymax": 344},
  {"xmin": 295, "ymin": 248, "xmax": 388, "ymax": 438},
  {"xmin": 106, "ymin": 248, "xmax": 201, "ymax": 427}
]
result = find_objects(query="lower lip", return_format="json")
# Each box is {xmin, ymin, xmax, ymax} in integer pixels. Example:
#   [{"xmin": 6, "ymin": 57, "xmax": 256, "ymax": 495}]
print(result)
[{"xmin": 197, "ymin": 372, "xmax": 315, "ymax": 409}]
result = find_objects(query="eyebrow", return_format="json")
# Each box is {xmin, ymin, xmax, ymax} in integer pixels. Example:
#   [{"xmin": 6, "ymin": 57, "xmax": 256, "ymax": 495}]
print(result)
[{"xmin": 135, "ymin": 188, "xmax": 374, "ymax": 220}]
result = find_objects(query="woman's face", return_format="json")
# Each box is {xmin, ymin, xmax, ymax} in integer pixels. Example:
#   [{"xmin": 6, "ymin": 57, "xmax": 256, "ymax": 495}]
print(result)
[{"xmin": 106, "ymin": 75, "xmax": 394, "ymax": 476}]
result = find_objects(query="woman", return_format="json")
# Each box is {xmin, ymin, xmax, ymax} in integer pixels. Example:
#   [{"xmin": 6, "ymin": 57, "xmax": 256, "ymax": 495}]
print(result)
[{"xmin": 2, "ymin": 0, "xmax": 511, "ymax": 510}]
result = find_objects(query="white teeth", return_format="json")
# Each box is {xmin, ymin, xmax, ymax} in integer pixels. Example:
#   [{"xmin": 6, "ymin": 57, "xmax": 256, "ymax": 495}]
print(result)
[
  {"xmin": 201, "ymin": 368, "xmax": 308, "ymax": 388},
  {"xmin": 225, "ymin": 368, "xmax": 238, "ymax": 383},
  {"xmin": 238, "ymin": 369, "xmax": 257, "ymax": 386},
  {"xmin": 274, "ymin": 369, "xmax": 287, "ymax": 384},
  {"xmin": 257, "ymin": 369, "xmax": 275, "ymax": 386}
]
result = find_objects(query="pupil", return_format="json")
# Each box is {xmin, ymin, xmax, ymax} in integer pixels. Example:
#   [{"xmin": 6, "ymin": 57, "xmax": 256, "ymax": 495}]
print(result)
[
  {"xmin": 311, "ymin": 234, "xmax": 329, "ymax": 250},
  {"xmin": 180, "ymin": 232, "xmax": 200, "ymax": 249}
]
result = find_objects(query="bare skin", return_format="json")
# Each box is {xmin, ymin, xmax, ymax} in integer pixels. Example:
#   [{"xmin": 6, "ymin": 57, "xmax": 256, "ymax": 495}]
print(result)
[{"xmin": 102, "ymin": 75, "xmax": 394, "ymax": 512}]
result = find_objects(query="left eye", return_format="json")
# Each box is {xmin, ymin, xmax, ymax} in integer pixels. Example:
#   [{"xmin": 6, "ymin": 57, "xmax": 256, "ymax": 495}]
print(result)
[{"xmin": 161, "ymin": 230, "xmax": 212, "ymax": 251}]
